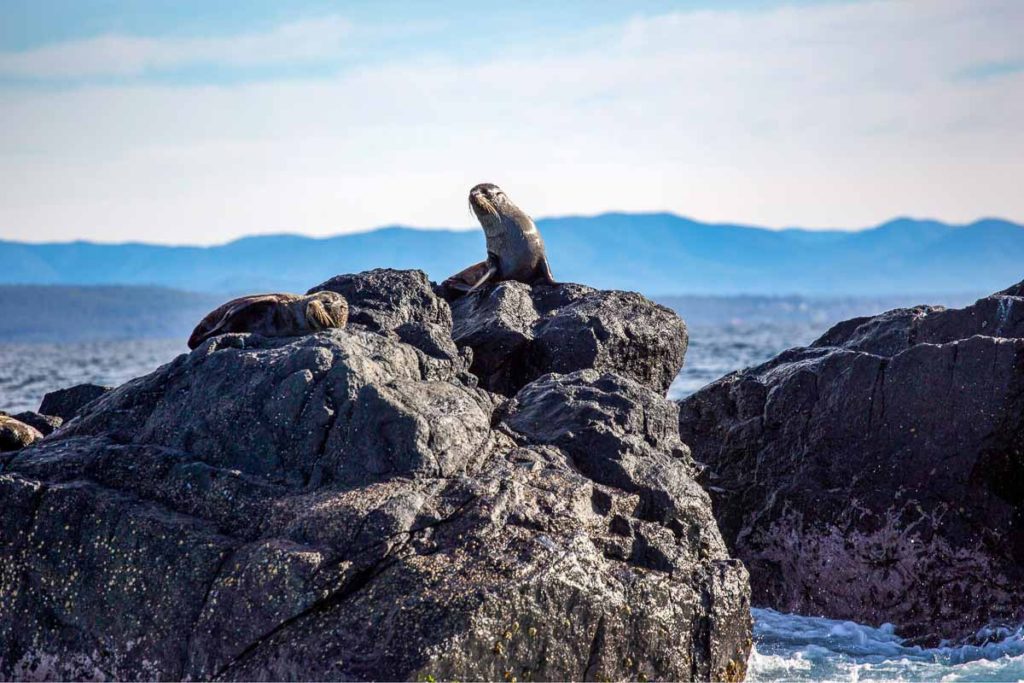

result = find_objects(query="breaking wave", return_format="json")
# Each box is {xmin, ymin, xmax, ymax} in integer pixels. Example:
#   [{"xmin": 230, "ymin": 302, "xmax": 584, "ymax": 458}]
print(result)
[{"xmin": 749, "ymin": 608, "xmax": 1024, "ymax": 682}]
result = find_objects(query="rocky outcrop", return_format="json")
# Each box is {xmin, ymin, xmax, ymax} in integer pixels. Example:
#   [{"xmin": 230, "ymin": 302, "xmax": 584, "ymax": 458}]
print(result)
[
  {"xmin": 38, "ymin": 383, "xmax": 112, "ymax": 422},
  {"xmin": 0, "ymin": 269, "xmax": 748, "ymax": 681},
  {"xmin": 678, "ymin": 282, "xmax": 1024, "ymax": 643},
  {"xmin": 445, "ymin": 281, "xmax": 687, "ymax": 396},
  {"xmin": 310, "ymin": 269, "xmax": 452, "ymax": 334},
  {"xmin": 0, "ymin": 416, "xmax": 42, "ymax": 452}
]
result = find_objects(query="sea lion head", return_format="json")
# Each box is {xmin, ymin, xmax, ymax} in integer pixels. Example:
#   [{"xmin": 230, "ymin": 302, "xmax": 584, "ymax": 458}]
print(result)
[
  {"xmin": 303, "ymin": 291, "xmax": 349, "ymax": 331},
  {"xmin": 469, "ymin": 183, "xmax": 531, "ymax": 238}
]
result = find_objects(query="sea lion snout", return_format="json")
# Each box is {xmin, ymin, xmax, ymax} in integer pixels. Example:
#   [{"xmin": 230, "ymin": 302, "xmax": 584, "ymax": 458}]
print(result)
[
  {"xmin": 304, "ymin": 291, "xmax": 349, "ymax": 330},
  {"xmin": 469, "ymin": 183, "xmax": 504, "ymax": 221}
]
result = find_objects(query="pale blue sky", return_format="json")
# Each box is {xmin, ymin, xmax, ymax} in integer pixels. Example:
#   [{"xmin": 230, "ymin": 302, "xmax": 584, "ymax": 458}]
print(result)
[{"xmin": 0, "ymin": 0, "xmax": 1021, "ymax": 244}]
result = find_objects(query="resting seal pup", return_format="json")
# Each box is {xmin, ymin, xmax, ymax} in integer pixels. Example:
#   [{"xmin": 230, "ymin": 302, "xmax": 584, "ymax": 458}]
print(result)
[
  {"xmin": 442, "ymin": 183, "xmax": 555, "ymax": 295},
  {"xmin": 187, "ymin": 291, "xmax": 348, "ymax": 349}
]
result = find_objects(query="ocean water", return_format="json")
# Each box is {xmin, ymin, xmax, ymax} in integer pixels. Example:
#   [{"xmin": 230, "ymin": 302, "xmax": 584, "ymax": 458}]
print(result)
[
  {"xmin": 749, "ymin": 609, "xmax": 1024, "ymax": 682},
  {"xmin": 0, "ymin": 338, "xmax": 187, "ymax": 413},
  {"xmin": 1, "ymin": 323, "xmax": 1020, "ymax": 681},
  {"xmin": 668, "ymin": 322, "xmax": 822, "ymax": 399}
]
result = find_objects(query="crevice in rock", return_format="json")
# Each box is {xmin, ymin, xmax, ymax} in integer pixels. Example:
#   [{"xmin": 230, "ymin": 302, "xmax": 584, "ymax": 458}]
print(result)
[
  {"xmin": 306, "ymin": 378, "xmax": 340, "ymax": 488},
  {"xmin": 340, "ymin": 490, "xmax": 483, "ymax": 564},
  {"xmin": 181, "ymin": 544, "xmax": 239, "ymax": 679},
  {"xmin": 212, "ymin": 553, "xmax": 395, "ymax": 681},
  {"xmin": 868, "ymin": 357, "xmax": 888, "ymax": 431},
  {"xmin": 582, "ymin": 614, "xmax": 607, "ymax": 681}
]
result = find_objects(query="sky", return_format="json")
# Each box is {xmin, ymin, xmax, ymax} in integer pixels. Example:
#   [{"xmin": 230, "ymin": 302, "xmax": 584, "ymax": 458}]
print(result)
[{"xmin": 0, "ymin": 0, "xmax": 1021, "ymax": 245}]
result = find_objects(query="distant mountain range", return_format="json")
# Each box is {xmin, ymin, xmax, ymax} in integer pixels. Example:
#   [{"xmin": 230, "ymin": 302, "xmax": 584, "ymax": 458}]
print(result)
[{"xmin": 1, "ymin": 214, "xmax": 1021, "ymax": 296}]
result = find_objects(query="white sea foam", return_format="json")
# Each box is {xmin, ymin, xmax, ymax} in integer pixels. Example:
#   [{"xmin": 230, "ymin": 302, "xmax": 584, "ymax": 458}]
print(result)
[{"xmin": 749, "ymin": 608, "xmax": 1024, "ymax": 682}]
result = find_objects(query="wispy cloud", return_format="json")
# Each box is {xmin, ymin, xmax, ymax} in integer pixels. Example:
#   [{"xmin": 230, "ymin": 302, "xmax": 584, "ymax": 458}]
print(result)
[
  {"xmin": 0, "ymin": 0, "xmax": 1021, "ymax": 244},
  {"xmin": 0, "ymin": 16, "xmax": 351, "ymax": 78}
]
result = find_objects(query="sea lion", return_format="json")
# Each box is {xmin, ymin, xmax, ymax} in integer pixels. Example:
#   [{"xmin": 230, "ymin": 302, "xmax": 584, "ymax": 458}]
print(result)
[
  {"xmin": 187, "ymin": 291, "xmax": 348, "ymax": 350},
  {"xmin": 442, "ymin": 183, "xmax": 555, "ymax": 295},
  {"xmin": 0, "ymin": 414, "xmax": 43, "ymax": 452}
]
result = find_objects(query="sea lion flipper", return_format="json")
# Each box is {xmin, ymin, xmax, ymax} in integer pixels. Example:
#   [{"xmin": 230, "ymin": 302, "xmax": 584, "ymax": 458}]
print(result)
[
  {"xmin": 187, "ymin": 295, "xmax": 281, "ymax": 349},
  {"xmin": 441, "ymin": 260, "xmax": 491, "ymax": 293},
  {"xmin": 535, "ymin": 255, "xmax": 556, "ymax": 285},
  {"xmin": 467, "ymin": 262, "xmax": 499, "ymax": 293},
  {"xmin": 188, "ymin": 305, "xmax": 232, "ymax": 349}
]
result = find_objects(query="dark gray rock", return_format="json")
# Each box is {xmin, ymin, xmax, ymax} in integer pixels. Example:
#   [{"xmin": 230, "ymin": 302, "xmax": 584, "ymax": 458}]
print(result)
[
  {"xmin": 0, "ymin": 269, "xmax": 750, "ymax": 681},
  {"xmin": 12, "ymin": 411, "xmax": 63, "ymax": 436},
  {"xmin": 309, "ymin": 269, "xmax": 467, "ymax": 377},
  {"xmin": 449, "ymin": 281, "xmax": 687, "ymax": 396},
  {"xmin": 308, "ymin": 268, "xmax": 452, "ymax": 335},
  {"xmin": 503, "ymin": 370, "xmax": 727, "ymax": 564},
  {"xmin": 38, "ymin": 383, "xmax": 112, "ymax": 422},
  {"xmin": 1000, "ymin": 281, "xmax": 1024, "ymax": 297},
  {"xmin": 0, "ymin": 415, "xmax": 42, "ymax": 452},
  {"xmin": 678, "ymin": 281, "xmax": 1024, "ymax": 643}
]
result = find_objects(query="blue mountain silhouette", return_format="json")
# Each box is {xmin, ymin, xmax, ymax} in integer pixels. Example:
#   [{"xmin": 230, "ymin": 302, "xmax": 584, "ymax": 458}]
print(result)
[{"xmin": 1, "ymin": 214, "xmax": 1020, "ymax": 296}]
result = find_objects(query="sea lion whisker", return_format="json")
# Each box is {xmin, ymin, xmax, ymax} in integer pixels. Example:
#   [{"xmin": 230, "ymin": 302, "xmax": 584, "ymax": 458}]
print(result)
[{"xmin": 306, "ymin": 300, "xmax": 334, "ymax": 330}]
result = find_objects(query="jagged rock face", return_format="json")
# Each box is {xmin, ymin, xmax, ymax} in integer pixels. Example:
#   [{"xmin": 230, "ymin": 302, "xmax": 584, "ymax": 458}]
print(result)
[
  {"xmin": 310, "ymin": 268, "xmax": 469, "ymax": 377},
  {"xmin": 38, "ymin": 384, "xmax": 112, "ymax": 422},
  {"xmin": 0, "ymin": 269, "xmax": 749, "ymax": 681},
  {"xmin": 0, "ymin": 416, "xmax": 42, "ymax": 452},
  {"xmin": 447, "ymin": 281, "xmax": 688, "ymax": 397},
  {"xmin": 678, "ymin": 282, "xmax": 1024, "ymax": 643}
]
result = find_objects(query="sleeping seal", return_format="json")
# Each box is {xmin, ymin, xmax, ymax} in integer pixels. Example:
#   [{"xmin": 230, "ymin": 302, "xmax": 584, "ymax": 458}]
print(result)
[
  {"xmin": 441, "ymin": 183, "xmax": 555, "ymax": 296},
  {"xmin": 187, "ymin": 291, "xmax": 348, "ymax": 350}
]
